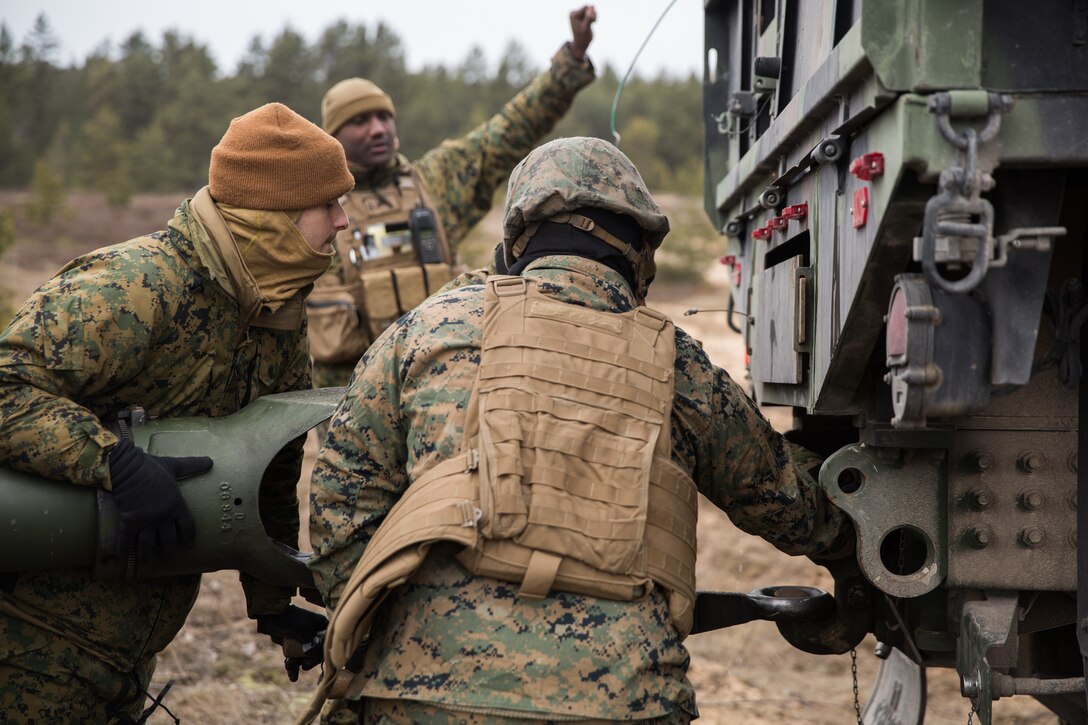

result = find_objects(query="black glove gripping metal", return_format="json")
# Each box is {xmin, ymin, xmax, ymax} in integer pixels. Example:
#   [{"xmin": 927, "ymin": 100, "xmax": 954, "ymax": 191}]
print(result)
[
  {"xmin": 256, "ymin": 605, "xmax": 328, "ymax": 682},
  {"xmin": 108, "ymin": 439, "xmax": 211, "ymax": 562}
]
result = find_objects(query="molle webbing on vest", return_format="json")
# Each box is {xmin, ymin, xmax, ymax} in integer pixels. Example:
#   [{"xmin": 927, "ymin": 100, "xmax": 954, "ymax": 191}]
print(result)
[
  {"xmin": 340, "ymin": 168, "xmax": 451, "ymax": 269},
  {"xmin": 461, "ymin": 276, "xmax": 696, "ymax": 635},
  {"xmin": 307, "ymin": 166, "xmax": 456, "ymax": 365},
  {"xmin": 456, "ymin": 456, "xmax": 697, "ymax": 605}
]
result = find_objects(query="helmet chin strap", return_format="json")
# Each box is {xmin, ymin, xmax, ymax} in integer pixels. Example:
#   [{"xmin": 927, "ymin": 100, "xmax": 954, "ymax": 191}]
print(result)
[{"xmin": 510, "ymin": 212, "xmax": 654, "ymax": 299}]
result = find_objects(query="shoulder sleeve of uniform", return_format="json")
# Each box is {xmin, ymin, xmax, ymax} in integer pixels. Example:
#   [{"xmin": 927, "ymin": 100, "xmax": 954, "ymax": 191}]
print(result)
[
  {"xmin": 0, "ymin": 242, "xmax": 178, "ymax": 486},
  {"xmin": 308, "ymin": 288, "xmax": 483, "ymax": 607},
  {"xmin": 549, "ymin": 42, "xmax": 597, "ymax": 95},
  {"xmin": 308, "ymin": 323, "xmax": 409, "ymax": 608},
  {"xmin": 672, "ymin": 326, "xmax": 849, "ymax": 558},
  {"xmin": 413, "ymin": 44, "xmax": 596, "ymax": 250},
  {"xmin": 435, "ymin": 266, "xmax": 491, "ymax": 295}
]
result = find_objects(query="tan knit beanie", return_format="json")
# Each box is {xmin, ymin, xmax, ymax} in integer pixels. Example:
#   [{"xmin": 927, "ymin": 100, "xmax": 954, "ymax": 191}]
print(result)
[
  {"xmin": 209, "ymin": 102, "xmax": 354, "ymax": 210},
  {"xmin": 322, "ymin": 78, "xmax": 396, "ymax": 135}
]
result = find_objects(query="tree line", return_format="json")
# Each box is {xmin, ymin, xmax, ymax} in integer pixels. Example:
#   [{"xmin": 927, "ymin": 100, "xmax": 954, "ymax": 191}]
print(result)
[{"xmin": 0, "ymin": 15, "xmax": 705, "ymax": 207}]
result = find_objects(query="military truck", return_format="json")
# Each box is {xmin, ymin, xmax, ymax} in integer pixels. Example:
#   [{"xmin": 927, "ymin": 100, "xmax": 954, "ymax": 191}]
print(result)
[{"xmin": 701, "ymin": 1, "xmax": 1086, "ymax": 722}]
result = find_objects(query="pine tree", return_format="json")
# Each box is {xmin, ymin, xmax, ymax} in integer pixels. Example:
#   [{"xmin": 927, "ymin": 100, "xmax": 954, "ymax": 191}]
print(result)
[{"xmin": 26, "ymin": 159, "xmax": 66, "ymax": 225}]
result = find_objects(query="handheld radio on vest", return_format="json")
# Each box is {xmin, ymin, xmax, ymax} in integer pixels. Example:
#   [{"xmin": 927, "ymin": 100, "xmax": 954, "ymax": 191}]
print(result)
[{"xmin": 409, "ymin": 206, "xmax": 444, "ymax": 264}]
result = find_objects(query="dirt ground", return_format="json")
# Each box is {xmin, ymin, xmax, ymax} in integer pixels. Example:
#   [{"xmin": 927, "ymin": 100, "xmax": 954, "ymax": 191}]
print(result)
[{"xmin": 0, "ymin": 192, "xmax": 1058, "ymax": 723}]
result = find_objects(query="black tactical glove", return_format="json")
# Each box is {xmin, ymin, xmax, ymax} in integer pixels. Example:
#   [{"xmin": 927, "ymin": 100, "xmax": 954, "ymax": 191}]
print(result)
[
  {"xmin": 108, "ymin": 438, "xmax": 211, "ymax": 562},
  {"xmin": 256, "ymin": 605, "xmax": 327, "ymax": 682},
  {"xmin": 282, "ymin": 630, "xmax": 325, "ymax": 682}
]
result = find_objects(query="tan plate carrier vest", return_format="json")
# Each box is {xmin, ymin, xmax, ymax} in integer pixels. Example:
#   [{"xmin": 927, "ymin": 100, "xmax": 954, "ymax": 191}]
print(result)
[
  {"xmin": 299, "ymin": 276, "xmax": 699, "ymax": 721},
  {"xmin": 306, "ymin": 167, "xmax": 455, "ymax": 363}
]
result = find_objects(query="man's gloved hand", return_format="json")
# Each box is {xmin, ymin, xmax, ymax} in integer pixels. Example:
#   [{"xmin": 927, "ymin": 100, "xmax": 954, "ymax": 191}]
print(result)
[
  {"xmin": 108, "ymin": 439, "xmax": 211, "ymax": 562},
  {"xmin": 280, "ymin": 630, "xmax": 325, "ymax": 682},
  {"xmin": 256, "ymin": 605, "xmax": 328, "ymax": 682}
]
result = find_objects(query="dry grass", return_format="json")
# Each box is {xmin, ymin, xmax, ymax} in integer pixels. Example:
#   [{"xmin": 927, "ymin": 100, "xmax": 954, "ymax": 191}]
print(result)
[
  {"xmin": 0, "ymin": 192, "xmax": 1056, "ymax": 724},
  {"xmin": 0, "ymin": 190, "xmax": 185, "ymax": 311}
]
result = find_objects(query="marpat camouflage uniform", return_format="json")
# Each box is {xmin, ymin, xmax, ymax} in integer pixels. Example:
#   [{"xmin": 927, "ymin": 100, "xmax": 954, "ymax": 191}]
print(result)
[
  {"xmin": 312, "ymin": 44, "xmax": 595, "ymax": 388},
  {"xmin": 0, "ymin": 199, "xmax": 309, "ymax": 720},
  {"xmin": 309, "ymin": 254, "xmax": 848, "ymax": 721},
  {"xmin": 363, "ymin": 698, "xmax": 690, "ymax": 724}
]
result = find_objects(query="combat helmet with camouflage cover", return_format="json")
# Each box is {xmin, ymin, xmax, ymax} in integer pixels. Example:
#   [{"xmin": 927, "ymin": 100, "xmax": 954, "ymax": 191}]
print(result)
[{"xmin": 502, "ymin": 136, "xmax": 669, "ymax": 300}]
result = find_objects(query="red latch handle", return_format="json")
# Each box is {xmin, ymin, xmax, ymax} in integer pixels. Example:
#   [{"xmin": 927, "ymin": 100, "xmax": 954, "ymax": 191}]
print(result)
[
  {"xmin": 782, "ymin": 203, "xmax": 808, "ymax": 220},
  {"xmin": 852, "ymin": 187, "xmax": 869, "ymax": 228},
  {"xmin": 849, "ymin": 152, "xmax": 885, "ymax": 181}
]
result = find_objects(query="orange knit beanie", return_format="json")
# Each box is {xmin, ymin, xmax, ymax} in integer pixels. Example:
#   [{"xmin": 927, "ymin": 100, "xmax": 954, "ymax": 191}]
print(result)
[{"xmin": 209, "ymin": 102, "xmax": 354, "ymax": 210}]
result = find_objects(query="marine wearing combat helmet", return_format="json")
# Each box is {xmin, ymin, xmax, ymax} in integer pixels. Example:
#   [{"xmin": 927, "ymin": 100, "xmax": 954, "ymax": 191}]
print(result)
[{"xmin": 305, "ymin": 137, "xmax": 851, "ymax": 723}]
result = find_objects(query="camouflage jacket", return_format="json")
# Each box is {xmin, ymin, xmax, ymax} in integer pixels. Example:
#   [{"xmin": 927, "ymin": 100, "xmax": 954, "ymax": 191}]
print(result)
[
  {"xmin": 309, "ymin": 255, "xmax": 848, "ymax": 719},
  {"xmin": 0, "ymin": 199, "xmax": 310, "ymax": 670},
  {"xmin": 352, "ymin": 44, "xmax": 595, "ymax": 250}
]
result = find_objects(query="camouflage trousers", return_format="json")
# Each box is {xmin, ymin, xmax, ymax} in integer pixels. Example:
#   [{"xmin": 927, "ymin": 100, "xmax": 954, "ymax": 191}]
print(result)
[
  {"xmin": 0, "ymin": 614, "xmax": 152, "ymax": 723},
  {"xmin": 360, "ymin": 698, "xmax": 692, "ymax": 725}
]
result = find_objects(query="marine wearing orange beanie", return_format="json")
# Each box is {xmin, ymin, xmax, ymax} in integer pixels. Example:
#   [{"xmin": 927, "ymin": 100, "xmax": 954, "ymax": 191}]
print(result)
[{"xmin": 210, "ymin": 102, "xmax": 354, "ymax": 210}]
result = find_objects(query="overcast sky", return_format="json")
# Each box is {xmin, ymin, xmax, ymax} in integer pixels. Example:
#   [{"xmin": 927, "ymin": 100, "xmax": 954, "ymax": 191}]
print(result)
[{"xmin": 4, "ymin": 0, "xmax": 704, "ymax": 78}]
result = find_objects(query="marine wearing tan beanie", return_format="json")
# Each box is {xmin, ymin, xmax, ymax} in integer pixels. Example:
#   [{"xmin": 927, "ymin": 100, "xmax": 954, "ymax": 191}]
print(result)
[
  {"xmin": 321, "ymin": 78, "xmax": 396, "ymax": 136},
  {"xmin": 209, "ymin": 102, "xmax": 354, "ymax": 210}
]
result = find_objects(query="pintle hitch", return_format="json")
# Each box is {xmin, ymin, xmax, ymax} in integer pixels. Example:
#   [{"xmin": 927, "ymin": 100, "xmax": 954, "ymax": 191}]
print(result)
[{"xmin": 691, "ymin": 585, "xmax": 834, "ymax": 634}]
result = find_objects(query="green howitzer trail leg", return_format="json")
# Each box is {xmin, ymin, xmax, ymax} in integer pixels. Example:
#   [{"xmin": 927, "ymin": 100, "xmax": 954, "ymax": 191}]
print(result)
[{"xmin": 1, "ymin": 387, "xmax": 343, "ymax": 588}]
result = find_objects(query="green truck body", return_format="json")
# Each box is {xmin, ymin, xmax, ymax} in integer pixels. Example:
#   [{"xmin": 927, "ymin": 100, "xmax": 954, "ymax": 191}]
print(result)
[{"xmin": 703, "ymin": 1, "xmax": 1088, "ymax": 721}]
